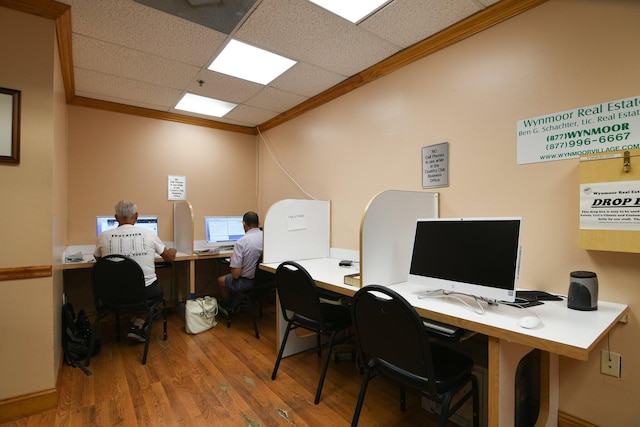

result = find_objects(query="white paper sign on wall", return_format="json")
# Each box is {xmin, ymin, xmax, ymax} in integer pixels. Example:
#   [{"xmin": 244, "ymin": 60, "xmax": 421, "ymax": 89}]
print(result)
[{"xmin": 168, "ymin": 175, "xmax": 186, "ymax": 200}]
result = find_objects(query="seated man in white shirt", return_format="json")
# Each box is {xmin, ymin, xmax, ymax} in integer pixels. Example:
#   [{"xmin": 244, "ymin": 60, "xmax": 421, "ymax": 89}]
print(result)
[
  {"xmin": 94, "ymin": 200, "xmax": 177, "ymax": 342},
  {"xmin": 217, "ymin": 211, "xmax": 263, "ymax": 315}
]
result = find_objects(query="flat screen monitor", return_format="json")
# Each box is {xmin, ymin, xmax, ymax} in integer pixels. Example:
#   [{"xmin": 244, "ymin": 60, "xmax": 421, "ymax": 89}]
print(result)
[
  {"xmin": 205, "ymin": 216, "xmax": 245, "ymax": 244},
  {"xmin": 408, "ymin": 217, "xmax": 522, "ymax": 303},
  {"xmin": 96, "ymin": 215, "xmax": 159, "ymax": 236}
]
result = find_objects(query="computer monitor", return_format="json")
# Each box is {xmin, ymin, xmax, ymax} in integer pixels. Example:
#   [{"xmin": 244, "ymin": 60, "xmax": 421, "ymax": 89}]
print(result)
[
  {"xmin": 96, "ymin": 215, "xmax": 159, "ymax": 236},
  {"xmin": 408, "ymin": 217, "xmax": 522, "ymax": 303},
  {"xmin": 204, "ymin": 216, "xmax": 245, "ymax": 245}
]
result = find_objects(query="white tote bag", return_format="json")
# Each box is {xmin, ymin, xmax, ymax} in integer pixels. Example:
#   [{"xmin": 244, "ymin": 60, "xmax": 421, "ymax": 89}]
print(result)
[{"xmin": 185, "ymin": 296, "xmax": 218, "ymax": 334}]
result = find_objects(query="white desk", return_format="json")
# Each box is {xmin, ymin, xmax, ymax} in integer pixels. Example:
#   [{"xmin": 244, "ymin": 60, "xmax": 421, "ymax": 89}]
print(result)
[
  {"xmin": 389, "ymin": 282, "xmax": 628, "ymax": 361},
  {"xmin": 261, "ymin": 259, "xmax": 628, "ymax": 426},
  {"xmin": 387, "ymin": 282, "xmax": 627, "ymax": 425},
  {"xmin": 261, "ymin": 257, "xmax": 360, "ymax": 296},
  {"xmin": 260, "ymin": 257, "xmax": 360, "ymax": 358}
]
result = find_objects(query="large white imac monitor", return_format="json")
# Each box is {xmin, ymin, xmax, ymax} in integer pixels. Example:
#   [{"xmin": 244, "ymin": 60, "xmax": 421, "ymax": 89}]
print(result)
[
  {"xmin": 408, "ymin": 217, "xmax": 522, "ymax": 303},
  {"xmin": 96, "ymin": 215, "xmax": 159, "ymax": 236},
  {"xmin": 204, "ymin": 216, "xmax": 245, "ymax": 246}
]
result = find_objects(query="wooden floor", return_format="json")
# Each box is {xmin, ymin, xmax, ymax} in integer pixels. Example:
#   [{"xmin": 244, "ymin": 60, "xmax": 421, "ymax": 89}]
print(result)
[{"xmin": 1, "ymin": 294, "xmax": 460, "ymax": 427}]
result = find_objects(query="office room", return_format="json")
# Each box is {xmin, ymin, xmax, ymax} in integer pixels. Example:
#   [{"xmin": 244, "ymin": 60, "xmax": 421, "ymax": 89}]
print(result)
[{"xmin": 1, "ymin": 0, "xmax": 639, "ymax": 426}]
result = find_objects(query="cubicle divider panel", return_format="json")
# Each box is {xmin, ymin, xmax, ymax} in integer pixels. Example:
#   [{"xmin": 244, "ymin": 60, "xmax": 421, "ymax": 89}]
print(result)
[
  {"xmin": 360, "ymin": 190, "xmax": 438, "ymax": 286},
  {"xmin": 173, "ymin": 201, "xmax": 194, "ymax": 255},
  {"xmin": 263, "ymin": 199, "xmax": 330, "ymax": 264}
]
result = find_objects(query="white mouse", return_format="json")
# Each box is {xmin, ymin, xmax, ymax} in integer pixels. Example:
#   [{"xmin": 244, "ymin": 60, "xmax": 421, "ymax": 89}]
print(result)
[{"xmin": 518, "ymin": 316, "xmax": 542, "ymax": 329}]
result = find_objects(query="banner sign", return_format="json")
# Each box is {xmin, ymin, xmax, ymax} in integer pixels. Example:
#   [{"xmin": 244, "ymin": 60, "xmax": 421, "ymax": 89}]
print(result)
[
  {"xmin": 517, "ymin": 95, "xmax": 640, "ymax": 164},
  {"xmin": 580, "ymin": 181, "xmax": 640, "ymax": 230}
]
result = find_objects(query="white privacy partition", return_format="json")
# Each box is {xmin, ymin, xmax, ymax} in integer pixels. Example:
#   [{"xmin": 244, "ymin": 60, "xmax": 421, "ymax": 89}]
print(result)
[
  {"xmin": 173, "ymin": 200, "xmax": 194, "ymax": 255},
  {"xmin": 263, "ymin": 199, "xmax": 330, "ymax": 263},
  {"xmin": 263, "ymin": 199, "xmax": 339, "ymax": 358},
  {"xmin": 360, "ymin": 190, "xmax": 439, "ymax": 286}
]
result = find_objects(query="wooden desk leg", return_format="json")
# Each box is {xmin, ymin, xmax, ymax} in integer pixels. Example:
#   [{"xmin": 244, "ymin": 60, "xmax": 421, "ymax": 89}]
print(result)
[
  {"xmin": 488, "ymin": 337, "xmax": 558, "ymax": 427},
  {"xmin": 488, "ymin": 336, "xmax": 500, "ymax": 426},
  {"xmin": 189, "ymin": 259, "xmax": 196, "ymax": 299}
]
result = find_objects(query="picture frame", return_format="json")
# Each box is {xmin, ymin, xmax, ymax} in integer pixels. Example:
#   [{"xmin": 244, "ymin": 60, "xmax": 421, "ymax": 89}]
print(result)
[{"xmin": 0, "ymin": 87, "xmax": 21, "ymax": 164}]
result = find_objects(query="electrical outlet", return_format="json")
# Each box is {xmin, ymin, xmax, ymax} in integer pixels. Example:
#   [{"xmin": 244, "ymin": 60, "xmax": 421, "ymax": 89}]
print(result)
[{"xmin": 601, "ymin": 350, "xmax": 622, "ymax": 378}]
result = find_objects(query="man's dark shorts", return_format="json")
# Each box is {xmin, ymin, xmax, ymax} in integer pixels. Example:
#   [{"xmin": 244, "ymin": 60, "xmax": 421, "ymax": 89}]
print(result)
[{"xmin": 224, "ymin": 274, "xmax": 254, "ymax": 292}]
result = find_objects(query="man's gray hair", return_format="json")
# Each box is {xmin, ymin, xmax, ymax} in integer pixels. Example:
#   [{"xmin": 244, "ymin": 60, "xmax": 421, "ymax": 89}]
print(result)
[{"xmin": 115, "ymin": 200, "xmax": 137, "ymax": 219}]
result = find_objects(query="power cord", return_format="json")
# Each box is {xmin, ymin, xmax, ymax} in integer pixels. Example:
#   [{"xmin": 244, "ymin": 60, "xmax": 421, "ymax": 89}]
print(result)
[{"xmin": 418, "ymin": 289, "xmax": 486, "ymax": 315}]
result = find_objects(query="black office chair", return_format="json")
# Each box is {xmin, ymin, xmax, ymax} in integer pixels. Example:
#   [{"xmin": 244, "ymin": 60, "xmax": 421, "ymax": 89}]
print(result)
[
  {"xmin": 271, "ymin": 261, "xmax": 352, "ymax": 404},
  {"xmin": 350, "ymin": 285, "xmax": 479, "ymax": 427},
  {"xmin": 224, "ymin": 256, "xmax": 276, "ymax": 339},
  {"xmin": 87, "ymin": 254, "xmax": 167, "ymax": 366}
]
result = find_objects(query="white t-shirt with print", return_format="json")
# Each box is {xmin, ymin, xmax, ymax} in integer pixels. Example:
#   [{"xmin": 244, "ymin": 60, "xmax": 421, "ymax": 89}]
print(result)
[{"xmin": 94, "ymin": 224, "xmax": 165, "ymax": 286}]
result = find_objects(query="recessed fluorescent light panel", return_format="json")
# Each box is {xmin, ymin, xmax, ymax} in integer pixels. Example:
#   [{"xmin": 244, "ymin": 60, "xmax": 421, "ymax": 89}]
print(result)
[
  {"xmin": 175, "ymin": 93, "xmax": 237, "ymax": 117},
  {"xmin": 208, "ymin": 39, "xmax": 296, "ymax": 85},
  {"xmin": 307, "ymin": 0, "xmax": 391, "ymax": 23}
]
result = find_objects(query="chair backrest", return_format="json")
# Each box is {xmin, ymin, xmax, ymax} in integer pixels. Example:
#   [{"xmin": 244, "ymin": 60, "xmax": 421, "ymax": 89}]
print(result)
[
  {"xmin": 351, "ymin": 285, "xmax": 438, "ymax": 394},
  {"xmin": 275, "ymin": 261, "xmax": 323, "ymax": 324},
  {"xmin": 91, "ymin": 254, "xmax": 147, "ymax": 307}
]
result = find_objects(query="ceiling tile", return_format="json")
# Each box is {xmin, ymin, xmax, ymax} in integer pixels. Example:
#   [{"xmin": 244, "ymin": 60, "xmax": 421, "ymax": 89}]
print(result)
[
  {"xmin": 244, "ymin": 86, "xmax": 308, "ymax": 112},
  {"xmin": 234, "ymin": 0, "xmax": 401, "ymax": 77},
  {"xmin": 187, "ymin": 69, "xmax": 264, "ymax": 103},
  {"xmin": 360, "ymin": 0, "xmax": 484, "ymax": 48},
  {"xmin": 74, "ymin": 68, "xmax": 183, "ymax": 109},
  {"xmin": 476, "ymin": 0, "xmax": 501, "ymax": 6},
  {"xmin": 69, "ymin": 0, "xmax": 225, "ymax": 66},
  {"xmin": 73, "ymin": 35, "xmax": 202, "ymax": 89},
  {"xmin": 224, "ymin": 104, "xmax": 282, "ymax": 125},
  {"xmin": 269, "ymin": 62, "xmax": 347, "ymax": 98}
]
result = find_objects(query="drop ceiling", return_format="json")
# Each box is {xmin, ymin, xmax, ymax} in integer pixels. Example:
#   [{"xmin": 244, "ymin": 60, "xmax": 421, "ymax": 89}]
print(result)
[{"xmin": 8, "ymin": 0, "xmax": 547, "ymax": 133}]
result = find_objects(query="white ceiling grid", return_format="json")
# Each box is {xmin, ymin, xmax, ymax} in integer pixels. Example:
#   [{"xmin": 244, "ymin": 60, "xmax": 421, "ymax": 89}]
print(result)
[{"xmin": 56, "ymin": 0, "xmax": 500, "ymax": 128}]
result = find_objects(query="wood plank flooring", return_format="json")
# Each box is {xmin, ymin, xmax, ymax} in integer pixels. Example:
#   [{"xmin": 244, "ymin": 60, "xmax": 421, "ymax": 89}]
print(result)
[{"xmin": 1, "ymin": 294, "xmax": 456, "ymax": 426}]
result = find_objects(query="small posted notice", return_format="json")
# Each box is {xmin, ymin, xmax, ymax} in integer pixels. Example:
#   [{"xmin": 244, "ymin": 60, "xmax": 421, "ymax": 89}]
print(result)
[
  {"xmin": 580, "ymin": 181, "xmax": 640, "ymax": 230},
  {"xmin": 168, "ymin": 175, "xmax": 186, "ymax": 200},
  {"xmin": 422, "ymin": 142, "xmax": 449, "ymax": 188},
  {"xmin": 285, "ymin": 199, "xmax": 307, "ymax": 231}
]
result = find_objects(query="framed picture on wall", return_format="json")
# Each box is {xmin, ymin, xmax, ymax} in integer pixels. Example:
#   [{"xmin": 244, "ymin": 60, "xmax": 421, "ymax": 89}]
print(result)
[{"xmin": 0, "ymin": 87, "xmax": 21, "ymax": 164}]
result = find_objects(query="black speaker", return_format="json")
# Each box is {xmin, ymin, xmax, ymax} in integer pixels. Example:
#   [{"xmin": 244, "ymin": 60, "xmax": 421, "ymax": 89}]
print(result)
[{"xmin": 568, "ymin": 271, "xmax": 598, "ymax": 311}]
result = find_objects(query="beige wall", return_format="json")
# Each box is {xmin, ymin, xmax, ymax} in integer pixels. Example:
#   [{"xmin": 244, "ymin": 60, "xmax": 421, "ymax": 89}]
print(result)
[
  {"xmin": 0, "ymin": 8, "xmax": 58, "ymax": 400},
  {"xmin": 67, "ymin": 107, "xmax": 257, "ymax": 245},
  {"xmin": 3, "ymin": 0, "xmax": 639, "ymax": 424},
  {"xmin": 52, "ymin": 14, "xmax": 69, "ymax": 388},
  {"xmin": 257, "ymin": 0, "xmax": 640, "ymax": 425}
]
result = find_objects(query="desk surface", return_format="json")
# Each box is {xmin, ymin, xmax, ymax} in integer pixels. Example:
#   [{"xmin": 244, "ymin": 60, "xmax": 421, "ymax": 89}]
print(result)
[
  {"xmin": 261, "ymin": 258, "xmax": 628, "ymax": 361},
  {"xmin": 61, "ymin": 250, "xmax": 231, "ymax": 270},
  {"xmin": 387, "ymin": 282, "xmax": 628, "ymax": 361},
  {"xmin": 261, "ymin": 258, "xmax": 360, "ymax": 296}
]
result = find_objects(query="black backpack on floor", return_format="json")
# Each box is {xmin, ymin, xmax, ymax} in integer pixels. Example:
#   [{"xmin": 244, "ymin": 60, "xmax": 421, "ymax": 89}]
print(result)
[{"xmin": 62, "ymin": 303, "xmax": 100, "ymax": 375}]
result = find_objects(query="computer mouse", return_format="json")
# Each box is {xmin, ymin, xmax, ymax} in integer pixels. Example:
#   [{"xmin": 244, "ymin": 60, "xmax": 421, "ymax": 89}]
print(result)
[
  {"xmin": 518, "ymin": 315, "xmax": 542, "ymax": 329},
  {"xmin": 339, "ymin": 260, "xmax": 352, "ymax": 267}
]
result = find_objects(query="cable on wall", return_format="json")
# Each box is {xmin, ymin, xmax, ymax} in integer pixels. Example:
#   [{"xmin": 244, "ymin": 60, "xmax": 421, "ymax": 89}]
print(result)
[{"xmin": 256, "ymin": 126, "xmax": 318, "ymax": 200}]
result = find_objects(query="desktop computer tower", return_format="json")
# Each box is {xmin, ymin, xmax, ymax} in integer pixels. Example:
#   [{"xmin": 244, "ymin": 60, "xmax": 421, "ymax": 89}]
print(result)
[{"xmin": 514, "ymin": 349, "xmax": 541, "ymax": 427}]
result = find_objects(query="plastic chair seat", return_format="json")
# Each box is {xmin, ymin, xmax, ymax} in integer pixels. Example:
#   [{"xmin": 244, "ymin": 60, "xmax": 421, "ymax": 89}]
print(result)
[
  {"xmin": 350, "ymin": 285, "xmax": 479, "ymax": 427},
  {"xmin": 87, "ymin": 254, "xmax": 167, "ymax": 366},
  {"xmin": 271, "ymin": 261, "xmax": 353, "ymax": 404}
]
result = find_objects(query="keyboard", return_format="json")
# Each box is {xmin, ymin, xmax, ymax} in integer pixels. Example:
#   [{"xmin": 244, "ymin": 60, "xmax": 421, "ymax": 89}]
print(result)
[
  {"xmin": 516, "ymin": 290, "xmax": 563, "ymax": 301},
  {"xmin": 423, "ymin": 319, "xmax": 461, "ymax": 336}
]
